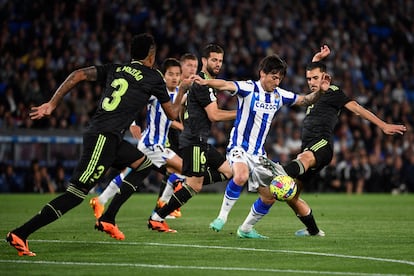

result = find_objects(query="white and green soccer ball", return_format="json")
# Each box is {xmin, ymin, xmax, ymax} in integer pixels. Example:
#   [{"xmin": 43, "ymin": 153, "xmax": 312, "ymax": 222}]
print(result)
[{"xmin": 269, "ymin": 175, "xmax": 297, "ymax": 201}]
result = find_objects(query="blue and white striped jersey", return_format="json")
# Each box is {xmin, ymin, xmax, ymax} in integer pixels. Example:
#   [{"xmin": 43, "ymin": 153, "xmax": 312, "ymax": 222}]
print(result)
[
  {"xmin": 227, "ymin": 80, "xmax": 297, "ymax": 156},
  {"xmin": 141, "ymin": 87, "xmax": 179, "ymax": 147}
]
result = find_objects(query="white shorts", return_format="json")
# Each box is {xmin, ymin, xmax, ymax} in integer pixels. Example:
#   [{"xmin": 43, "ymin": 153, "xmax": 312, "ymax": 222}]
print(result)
[
  {"xmin": 227, "ymin": 147, "xmax": 275, "ymax": 192},
  {"xmin": 138, "ymin": 141, "xmax": 177, "ymax": 168}
]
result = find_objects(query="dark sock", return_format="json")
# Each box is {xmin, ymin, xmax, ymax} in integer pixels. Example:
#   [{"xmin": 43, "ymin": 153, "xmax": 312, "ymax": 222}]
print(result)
[
  {"xmin": 100, "ymin": 180, "xmax": 135, "ymax": 223},
  {"xmin": 101, "ymin": 157, "xmax": 153, "ymax": 223},
  {"xmin": 203, "ymin": 168, "xmax": 227, "ymax": 186},
  {"xmin": 13, "ymin": 185, "xmax": 85, "ymax": 240},
  {"xmin": 283, "ymin": 159, "xmax": 305, "ymax": 178},
  {"xmin": 157, "ymin": 184, "xmax": 195, "ymax": 218},
  {"xmin": 297, "ymin": 210, "xmax": 319, "ymax": 235},
  {"xmin": 158, "ymin": 172, "xmax": 170, "ymax": 198}
]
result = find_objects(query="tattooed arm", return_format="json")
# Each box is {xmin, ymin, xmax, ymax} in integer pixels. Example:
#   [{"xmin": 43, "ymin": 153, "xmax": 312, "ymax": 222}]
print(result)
[
  {"xmin": 293, "ymin": 73, "xmax": 331, "ymax": 107},
  {"xmin": 30, "ymin": 66, "xmax": 97, "ymax": 120}
]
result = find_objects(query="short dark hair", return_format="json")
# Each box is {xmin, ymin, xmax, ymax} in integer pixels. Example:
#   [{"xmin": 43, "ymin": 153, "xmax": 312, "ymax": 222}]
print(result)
[
  {"xmin": 180, "ymin": 53, "xmax": 198, "ymax": 63},
  {"xmin": 161, "ymin": 58, "xmax": 181, "ymax": 74},
  {"xmin": 258, "ymin": 54, "xmax": 287, "ymax": 77},
  {"xmin": 130, "ymin": 33, "xmax": 156, "ymax": 60},
  {"xmin": 201, "ymin": 44, "xmax": 224, "ymax": 59},
  {"xmin": 306, "ymin": 61, "xmax": 327, "ymax": 72}
]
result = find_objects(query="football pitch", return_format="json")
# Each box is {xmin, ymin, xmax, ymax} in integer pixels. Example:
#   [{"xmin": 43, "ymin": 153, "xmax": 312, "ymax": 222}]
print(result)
[{"xmin": 0, "ymin": 192, "xmax": 413, "ymax": 275}]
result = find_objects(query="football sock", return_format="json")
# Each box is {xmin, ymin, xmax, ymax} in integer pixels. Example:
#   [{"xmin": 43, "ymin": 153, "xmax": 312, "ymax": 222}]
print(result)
[
  {"xmin": 100, "ymin": 180, "xmax": 135, "ymax": 224},
  {"xmin": 297, "ymin": 209, "xmax": 320, "ymax": 235},
  {"xmin": 283, "ymin": 159, "xmax": 305, "ymax": 178},
  {"xmin": 12, "ymin": 184, "xmax": 85, "ymax": 240},
  {"xmin": 239, "ymin": 197, "xmax": 273, "ymax": 232},
  {"xmin": 99, "ymin": 180, "xmax": 120, "ymax": 205},
  {"xmin": 100, "ymin": 157, "xmax": 153, "ymax": 223},
  {"xmin": 159, "ymin": 173, "xmax": 184, "ymax": 203},
  {"xmin": 203, "ymin": 168, "xmax": 228, "ymax": 185},
  {"xmin": 217, "ymin": 179, "xmax": 243, "ymax": 221},
  {"xmin": 99, "ymin": 167, "xmax": 132, "ymax": 205},
  {"xmin": 156, "ymin": 183, "xmax": 196, "ymax": 219},
  {"xmin": 157, "ymin": 172, "xmax": 170, "ymax": 198}
]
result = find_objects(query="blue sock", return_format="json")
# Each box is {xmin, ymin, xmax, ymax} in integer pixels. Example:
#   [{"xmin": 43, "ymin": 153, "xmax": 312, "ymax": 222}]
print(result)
[
  {"xmin": 114, "ymin": 167, "xmax": 132, "ymax": 188},
  {"xmin": 225, "ymin": 179, "xmax": 243, "ymax": 200},
  {"xmin": 252, "ymin": 198, "xmax": 273, "ymax": 215},
  {"xmin": 167, "ymin": 173, "xmax": 182, "ymax": 186}
]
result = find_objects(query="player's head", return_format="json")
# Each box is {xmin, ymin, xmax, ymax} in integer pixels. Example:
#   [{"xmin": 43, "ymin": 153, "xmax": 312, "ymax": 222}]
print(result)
[
  {"xmin": 162, "ymin": 58, "xmax": 181, "ymax": 91},
  {"xmin": 306, "ymin": 61, "xmax": 327, "ymax": 93},
  {"xmin": 201, "ymin": 44, "xmax": 224, "ymax": 78},
  {"xmin": 180, "ymin": 53, "xmax": 198, "ymax": 79},
  {"xmin": 131, "ymin": 33, "xmax": 156, "ymax": 67},
  {"xmin": 258, "ymin": 54, "xmax": 287, "ymax": 92}
]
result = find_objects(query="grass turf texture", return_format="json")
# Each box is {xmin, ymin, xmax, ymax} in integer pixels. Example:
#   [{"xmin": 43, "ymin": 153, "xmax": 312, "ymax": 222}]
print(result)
[{"xmin": 0, "ymin": 193, "xmax": 413, "ymax": 275}]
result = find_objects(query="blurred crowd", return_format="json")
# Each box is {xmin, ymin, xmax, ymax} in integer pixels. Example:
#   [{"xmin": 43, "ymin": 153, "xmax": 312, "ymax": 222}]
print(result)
[{"xmin": 1, "ymin": 0, "xmax": 414, "ymax": 194}]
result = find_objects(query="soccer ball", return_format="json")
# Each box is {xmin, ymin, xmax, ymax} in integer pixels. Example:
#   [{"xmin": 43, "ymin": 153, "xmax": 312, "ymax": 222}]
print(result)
[{"xmin": 269, "ymin": 175, "xmax": 297, "ymax": 201}]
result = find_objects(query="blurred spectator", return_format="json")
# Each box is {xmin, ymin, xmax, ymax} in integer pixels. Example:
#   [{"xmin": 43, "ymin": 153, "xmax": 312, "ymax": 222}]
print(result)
[
  {"xmin": 53, "ymin": 165, "xmax": 69, "ymax": 193},
  {"xmin": 319, "ymin": 154, "xmax": 342, "ymax": 192},
  {"xmin": 402, "ymin": 154, "xmax": 414, "ymax": 193},
  {"xmin": 24, "ymin": 159, "xmax": 40, "ymax": 193},
  {"xmin": 37, "ymin": 166, "xmax": 55, "ymax": 194},
  {"xmin": 381, "ymin": 154, "xmax": 403, "ymax": 193},
  {"xmin": 0, "ymin": 163, "xmax": 22, "ymax": 193},
  {"xmin": 343, "ymin": 154, "xmax": 365, "ymax": 194},
  {"xmin": 364, "ymin": 153, "xmax": 385, "ymax": 193}
]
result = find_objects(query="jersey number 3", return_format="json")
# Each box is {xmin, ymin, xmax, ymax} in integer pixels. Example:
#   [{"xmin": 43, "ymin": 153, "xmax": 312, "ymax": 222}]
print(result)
[{"xmin": 102, "ymin": 78, "xmax": 128, "ymax": 111}]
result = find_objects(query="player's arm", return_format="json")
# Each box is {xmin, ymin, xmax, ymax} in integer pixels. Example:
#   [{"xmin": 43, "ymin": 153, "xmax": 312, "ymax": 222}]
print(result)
[
  {"xmin": 205, "ymin": 101, "xmax": 237, "ymax": 122},
  {"xmin": 294, "ymin": 73, "xmax": 331, "ymax": 106},
  {"xmin": 344, "ymin": 101, "xmax": 407, "ymax": 135},
  {"xmin": 129, "ymin": 122, "xmax": 142, "ymax": 140},
  {"xmin": 192, "ymin": 76, "xmax": 237, "ymax": 92},
  {"xmin": 162, "ymin": 77, "xmax": 192, "ymax": 120},
  {"xmin": 171, "ymin": 120, "xmax": 184, "ymax": 131},
  {"xmin": 30, "ymin": 66, "xmax": 97, "ymax": 120},
  {"xmin": 312, "ymin": 45, "xmax": 331, "ymax": 62}
]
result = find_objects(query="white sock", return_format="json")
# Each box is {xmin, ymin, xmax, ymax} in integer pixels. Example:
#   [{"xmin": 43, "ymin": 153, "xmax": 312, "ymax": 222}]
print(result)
[
  {"xmin": 151, "ymin": 212, "xmax": 163, "ymax": 221},
  {"xmin": 239, "ymin": 207, "xmax": 264, "ymax": 232},
  {"xmin": 217, "ymin": 195, "xmax": 238, "ymax": 222},
  {"xmin": 159, "ymin": 183, "xmax": 174, "ymax": 203},
  {"xmin": 98, "ymin": 180, "xmax": 120, "ymax": 205}
]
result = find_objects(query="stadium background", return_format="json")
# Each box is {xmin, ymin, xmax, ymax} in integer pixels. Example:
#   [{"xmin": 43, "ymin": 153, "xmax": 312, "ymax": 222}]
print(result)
[{"xmin": 0, "ymin": 0, "xmax": 413, "ymax": 194}]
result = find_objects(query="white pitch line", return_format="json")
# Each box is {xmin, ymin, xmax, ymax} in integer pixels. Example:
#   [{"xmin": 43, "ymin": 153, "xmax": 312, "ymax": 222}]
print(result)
[
  {"xmin": 0, "ymin": 259, "xmax": 410, "ymax": 276},
  {"xmin": 25, "ymin": 239, "xmax": 414, "ymax": 267}
]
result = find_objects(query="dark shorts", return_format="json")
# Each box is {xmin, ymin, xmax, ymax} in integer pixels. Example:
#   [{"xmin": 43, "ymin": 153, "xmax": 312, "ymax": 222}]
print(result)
[
  {"xmin": 70, "ymin": 132, "xmax": 144, "ymax": 191},
  {"xmin": 165, "ymin": 128, "xmax": 181, "ymax": 156},
  {"xmin": 181, "ymin": 143, "xmax": 226, "ymax": 177},
  {"xmin": 297, "ymin": 138, "xmax": 333, "ymax": 182}
]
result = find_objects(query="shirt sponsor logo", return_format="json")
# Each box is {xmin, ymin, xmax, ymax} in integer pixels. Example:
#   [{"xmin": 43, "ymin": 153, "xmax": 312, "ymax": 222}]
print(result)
[{"xmin": 253, "ymin": 101, "xmax": 278, "ymax": 112}]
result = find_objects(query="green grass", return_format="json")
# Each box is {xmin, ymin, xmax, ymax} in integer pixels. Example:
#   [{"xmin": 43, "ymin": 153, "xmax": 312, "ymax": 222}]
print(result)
[{"xmin": 0, "ymin": 192, "xmax": 413, "ymax": 275}]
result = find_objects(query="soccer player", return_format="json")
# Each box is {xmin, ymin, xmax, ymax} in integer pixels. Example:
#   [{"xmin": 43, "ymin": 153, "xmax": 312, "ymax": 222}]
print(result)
[
  {"xmin": 154, "ymin": 53, "xmax": 200, "ymax": 217},
  {"xmin": 282, "ymin": 46, "xmax": 407, "ymax": 237},
  {"xmin": 148, "ymin": 44, "xmax": 236, "ymax": 232},
  {"xmin": 194, "ymin": 53, "xmax": 331, "ymax": 238},
  {"xmin": 6, "ymin": 33, "xmax": 187, "ymax": 256},
  {"xmin": 89, "ymin": 58, "xmax": 185, "ymax": 219}
]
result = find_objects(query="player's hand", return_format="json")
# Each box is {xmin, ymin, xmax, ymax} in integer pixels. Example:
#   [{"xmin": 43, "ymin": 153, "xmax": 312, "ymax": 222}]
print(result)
[
  {"xmin": 179, "ymin": 76, "xmax": 195, "ymax": 91},
  {"xmin": 320, "ymin": 73, "xmax": 331, "ymax": 92},
  {"xmin": 29, "ymin": 103, "xmax": 55, "ymax": 120},
  {"xmin": 191, "ymin": 75, "xmax": 207, "ymax": 85},
  {"xmin": 129, "ymin": 125, "xmax": 142, "ymax": 140},
  {"xmin": 383, "ymin": 124, "xmax": 407, "ymax": 135},
  {"xmin": 312, "ymin": 45, "xmax": 331, "ymax": 62}
]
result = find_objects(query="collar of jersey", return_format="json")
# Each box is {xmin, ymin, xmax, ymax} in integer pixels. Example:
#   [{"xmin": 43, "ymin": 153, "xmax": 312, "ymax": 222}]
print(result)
[{"xmin": 201, "ymin": 71, "xmax": 211, "ymax": 80}]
